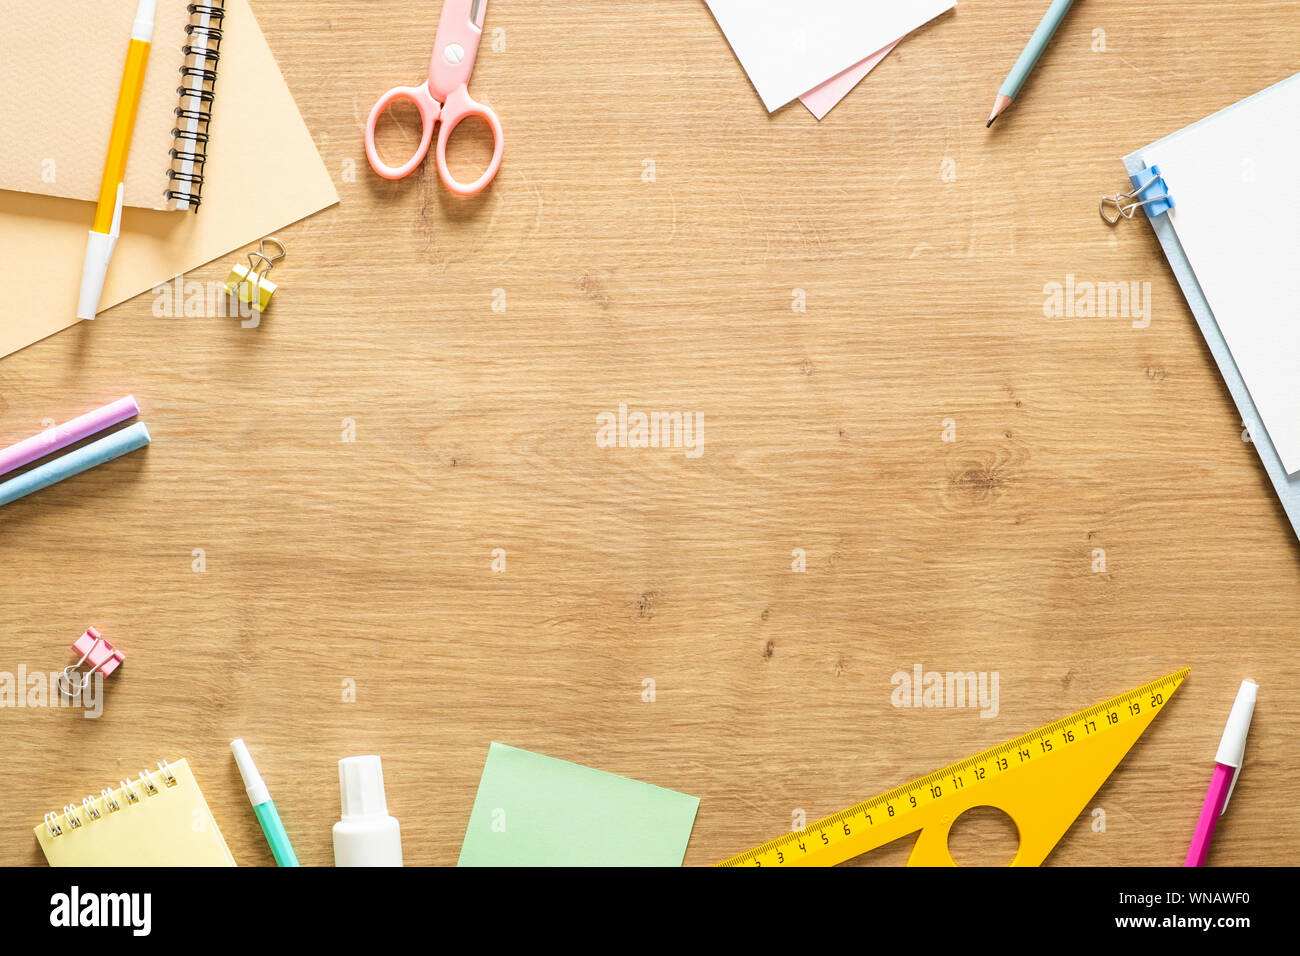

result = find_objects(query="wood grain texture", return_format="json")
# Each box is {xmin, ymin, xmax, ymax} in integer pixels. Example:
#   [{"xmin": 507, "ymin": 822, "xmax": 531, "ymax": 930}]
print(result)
[{"xmin": 1, "ymin": 0, "xmax": 1297, "ymax": 867}]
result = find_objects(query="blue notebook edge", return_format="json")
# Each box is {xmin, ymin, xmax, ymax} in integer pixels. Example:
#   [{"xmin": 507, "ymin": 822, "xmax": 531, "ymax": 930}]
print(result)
[{"xmin": 1124, "ymin": 73, "xmax": 1300, "ymax": 544}]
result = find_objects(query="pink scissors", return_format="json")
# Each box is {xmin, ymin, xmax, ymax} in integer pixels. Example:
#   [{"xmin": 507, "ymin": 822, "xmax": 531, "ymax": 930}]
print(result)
[{"xmin": 364, "ymin": 0, "xmax": 504, "ymax": 196}]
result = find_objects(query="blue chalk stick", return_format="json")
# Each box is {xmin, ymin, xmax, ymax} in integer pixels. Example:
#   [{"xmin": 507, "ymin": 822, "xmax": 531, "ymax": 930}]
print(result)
[{"xmin": 0, "ymin": 422, "xmax": 151, "ymax": 507}]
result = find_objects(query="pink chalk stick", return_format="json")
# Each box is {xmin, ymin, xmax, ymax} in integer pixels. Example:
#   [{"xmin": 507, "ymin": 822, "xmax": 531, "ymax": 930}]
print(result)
[{"xmin": 0, "ymin": 396, "xmax": 140, "ymax": 479}]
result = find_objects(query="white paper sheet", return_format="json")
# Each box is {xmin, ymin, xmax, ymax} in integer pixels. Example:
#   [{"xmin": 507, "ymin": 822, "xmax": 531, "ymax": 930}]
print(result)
[
  {"xmin": 704, "ymin": 0, "xmax": 954, "ymax": 112},
  {"xmin": 1142, "ymin": 79, "xmax": 1300, "ymax": 475}
]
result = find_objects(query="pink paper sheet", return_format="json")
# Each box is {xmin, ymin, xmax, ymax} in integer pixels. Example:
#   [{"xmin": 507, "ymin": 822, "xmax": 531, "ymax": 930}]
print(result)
[{"xmin": 799, "ymin": 40, "xmax": 900, "ymax": 119}]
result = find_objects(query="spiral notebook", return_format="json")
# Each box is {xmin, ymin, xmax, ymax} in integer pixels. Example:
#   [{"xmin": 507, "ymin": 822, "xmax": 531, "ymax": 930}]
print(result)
[
  {"xmin": 0, "ymin": 0, "xmax": 339, "ymax": 358},
  {"xmin": 34, "ymin": 758, "xmax": 236, "ymax": 866},
  {"xmin": 0, "ymin": 0, "xmax": 228, "ymax": 212}
]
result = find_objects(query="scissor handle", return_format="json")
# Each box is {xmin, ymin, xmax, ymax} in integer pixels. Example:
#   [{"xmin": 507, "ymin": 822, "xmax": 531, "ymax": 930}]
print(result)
[
  {"xmin": 364, "ymin": 83, "xmax": 442, "ymax": 181},
  {"xmin": 434, "ymin": 85, "xmax": 504, "ymax": 197}
]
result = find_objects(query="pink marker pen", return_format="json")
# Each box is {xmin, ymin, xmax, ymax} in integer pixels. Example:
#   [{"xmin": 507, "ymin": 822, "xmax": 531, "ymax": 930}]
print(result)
[{"xmin": 1184, "ymin": 679, "xmax": 1257, "ymax": 866}]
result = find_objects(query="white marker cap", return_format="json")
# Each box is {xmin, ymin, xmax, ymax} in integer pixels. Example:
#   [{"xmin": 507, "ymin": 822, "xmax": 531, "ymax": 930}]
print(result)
[
  {"xmin": 1215, "ymin": 679, "xmax": 1258, "ymax": 768},
  {"xmin": 231, "ymin": 738, "xmax": 271, "ymax": 806},
  {"xmin": 1214, "ymin": 679, "xmax": 1258, "ymax": 813},
  {"xmin": 76, "ymin": 184, "xmax": 124, "ymax": 320},
  {"xmin": 132, "ymin": 0, "xmax": 157, "ymax": 42}
]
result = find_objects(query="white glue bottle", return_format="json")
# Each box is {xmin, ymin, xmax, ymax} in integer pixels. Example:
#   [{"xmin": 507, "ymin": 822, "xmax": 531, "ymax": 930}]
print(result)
[{"xmin": 332, "ymin": 755, "xmax": 403, "ymax": 867}]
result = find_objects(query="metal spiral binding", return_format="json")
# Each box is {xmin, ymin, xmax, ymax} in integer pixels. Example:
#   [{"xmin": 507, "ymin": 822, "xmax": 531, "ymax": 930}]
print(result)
[
  {"xmin": 180, "ymin": 86, "xmax": 217, "ymax": 109},
  {"xmin": 185, "ymin": 22, "xmax": 224, "ymax": 44},
  {"xmin": 167, "ymin": 1, "xmax": 227, "ymax": 211},
  {"xmin": 42, "ymin": 761, "xmax": 178, "ymax": 838}
]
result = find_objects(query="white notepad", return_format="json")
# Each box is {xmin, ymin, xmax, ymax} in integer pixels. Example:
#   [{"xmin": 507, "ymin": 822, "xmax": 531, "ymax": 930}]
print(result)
[{"xmin": 1140, "ymin": 79, "xmax": 1300, "ymax": 476}]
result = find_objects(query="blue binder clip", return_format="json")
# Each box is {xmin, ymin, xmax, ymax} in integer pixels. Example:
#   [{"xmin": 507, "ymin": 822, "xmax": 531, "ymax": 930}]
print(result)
[{"xmin": 1100, "ymin": 164, "xmax": 1174, "ymax": 224}]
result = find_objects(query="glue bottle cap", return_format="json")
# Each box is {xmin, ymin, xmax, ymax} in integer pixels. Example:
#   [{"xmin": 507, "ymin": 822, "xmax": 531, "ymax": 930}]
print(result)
[{"xmin": 338, "ymin": 755, "xmax": 389, "ymax": 820}]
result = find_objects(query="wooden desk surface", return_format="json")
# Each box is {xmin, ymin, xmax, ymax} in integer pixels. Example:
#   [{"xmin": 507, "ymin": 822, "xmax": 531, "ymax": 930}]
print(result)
[{"xmin": 2, "ymin": 0, "xmax": 1297, "ymax": 867}]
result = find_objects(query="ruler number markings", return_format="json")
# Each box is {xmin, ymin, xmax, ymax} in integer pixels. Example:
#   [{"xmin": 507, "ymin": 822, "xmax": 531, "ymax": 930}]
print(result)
[{"xmin": 725, "ymin": 671, "xmax": 1187, "ymax": 866}]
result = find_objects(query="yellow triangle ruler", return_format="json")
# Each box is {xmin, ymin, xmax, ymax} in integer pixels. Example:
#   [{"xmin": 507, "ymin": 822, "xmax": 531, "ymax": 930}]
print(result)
[{"xmin": 718, "ymin": 668, "xmax": 1189, "ymax": 867}]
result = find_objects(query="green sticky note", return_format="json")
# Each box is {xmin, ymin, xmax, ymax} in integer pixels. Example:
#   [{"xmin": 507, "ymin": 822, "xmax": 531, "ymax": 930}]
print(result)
[{"xmin": 457, "ymin": 743, "xmax": 700, "ymax": 866}]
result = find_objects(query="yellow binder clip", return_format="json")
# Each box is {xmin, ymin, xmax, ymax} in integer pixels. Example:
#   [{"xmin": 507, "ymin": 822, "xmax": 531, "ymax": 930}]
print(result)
[{"xmin": 225, "ymin": 237, "xmax": 286, "ymax": 315}]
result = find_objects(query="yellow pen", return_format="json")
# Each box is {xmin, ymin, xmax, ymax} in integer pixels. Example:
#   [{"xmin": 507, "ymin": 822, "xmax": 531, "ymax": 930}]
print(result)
[{"xmin": 77, "ymin": 0, "xmax": 156, "ymax": 320}]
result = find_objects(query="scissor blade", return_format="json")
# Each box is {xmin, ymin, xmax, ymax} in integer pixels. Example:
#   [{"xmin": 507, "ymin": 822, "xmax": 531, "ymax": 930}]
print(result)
[{"xmin": 470, "ymin": 0, "xmax": 486, "ymax": 30}]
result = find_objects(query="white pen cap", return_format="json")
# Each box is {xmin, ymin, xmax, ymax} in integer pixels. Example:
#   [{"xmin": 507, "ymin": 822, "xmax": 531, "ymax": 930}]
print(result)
[
  {"xmin": 1214, "ymin": 679, "xmax": 1257, "ymax": 768},
  {"xmin": 231, "ymin": 738, "xmax": 271, "ymax": 806},
  {"xmin": 131, "ymin": 0, "xmax": 157, "ymax": 42}
]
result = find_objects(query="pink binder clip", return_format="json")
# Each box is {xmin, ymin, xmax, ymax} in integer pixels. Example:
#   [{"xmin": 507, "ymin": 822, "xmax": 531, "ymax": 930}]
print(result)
[{"xmin": 59, "ymin": 627, "xmax": 124, "ymax": 697}]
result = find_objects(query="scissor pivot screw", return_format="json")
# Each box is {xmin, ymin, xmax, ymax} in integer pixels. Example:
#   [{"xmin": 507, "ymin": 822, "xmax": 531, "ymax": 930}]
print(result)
[{"xmin": 444, "ymin": 42, "xmax": 465, "ymax": 65}]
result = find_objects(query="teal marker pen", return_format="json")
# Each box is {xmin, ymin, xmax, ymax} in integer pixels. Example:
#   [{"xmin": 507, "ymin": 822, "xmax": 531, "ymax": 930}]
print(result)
[{"xmin": 231, "ymin": 738, "xmax": 300, "ymax": 867}]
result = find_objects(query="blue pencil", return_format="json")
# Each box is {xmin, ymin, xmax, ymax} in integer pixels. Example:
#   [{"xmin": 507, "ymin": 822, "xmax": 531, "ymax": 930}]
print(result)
[
  {"xmin": 0, "ymin": 422, "xmax": 151, "ymax": 507},
  {"xmin": 987, "ymin": 0, "xmax": 1076, "ymax": 127}
]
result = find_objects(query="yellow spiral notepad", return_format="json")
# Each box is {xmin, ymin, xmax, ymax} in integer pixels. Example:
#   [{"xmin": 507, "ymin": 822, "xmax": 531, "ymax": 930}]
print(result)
[{"xmin": 35, "ymin": 758, "xmax": 235, "ymax": 866}]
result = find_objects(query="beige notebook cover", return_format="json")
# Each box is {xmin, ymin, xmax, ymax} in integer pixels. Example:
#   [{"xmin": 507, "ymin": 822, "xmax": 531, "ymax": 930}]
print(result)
[
  {"xmin": 1, "ymin": 0, "xmax": 206, "ymax": 210},
  {"xmin": 0, "ymin": 0, "xmax": 339, "ymax": 358},
  {"xmin": 35, "ymin": 758, "xmax": 236, "ymax": 866}
]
